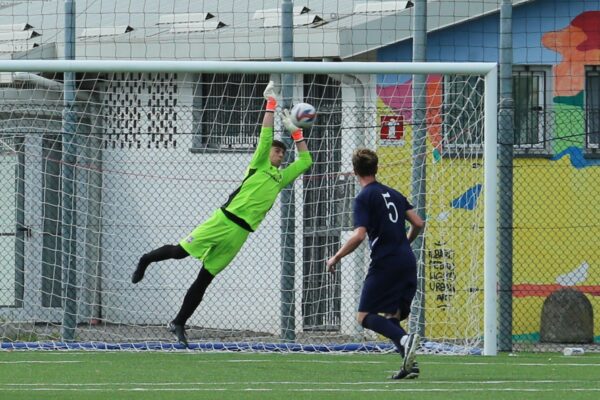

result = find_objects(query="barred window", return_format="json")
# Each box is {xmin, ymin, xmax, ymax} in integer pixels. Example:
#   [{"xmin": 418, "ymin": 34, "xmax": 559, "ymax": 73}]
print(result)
[
  {"xmin": 586, "ymin": 67, "xmax": 600, "ymax": 148},
  {"xmin": 192, "ymin": 73, "xmax": 269, "ymax": 152},
  {"xmin": 513, "ymin": 66, "xmax": 550, "ymax": 149}
]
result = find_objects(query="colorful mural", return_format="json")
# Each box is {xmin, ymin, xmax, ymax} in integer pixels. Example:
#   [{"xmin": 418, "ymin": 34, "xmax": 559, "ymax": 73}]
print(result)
[
  {"xmin": 513, "ymin": 10, "xmax": 600, "ymax": 342},
  {"xmin": 542, "ymin": 10, "xmax": 600, "ymax": 153},
  {"xmin": 376, "ymin": 8, "xmax": 600, "ymax": 344}
]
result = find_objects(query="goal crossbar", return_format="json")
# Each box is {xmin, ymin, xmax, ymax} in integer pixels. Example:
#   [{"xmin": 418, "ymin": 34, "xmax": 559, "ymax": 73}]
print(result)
[{"xmin": 0, "ymin": 60, "xmax": 497, "ymax": 76}]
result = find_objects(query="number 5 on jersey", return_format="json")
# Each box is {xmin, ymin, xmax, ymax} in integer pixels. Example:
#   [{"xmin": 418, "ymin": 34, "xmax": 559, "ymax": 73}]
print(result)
[{"xmin": 382, "ymin": 192, "xmax": 398, "ymax": 223}]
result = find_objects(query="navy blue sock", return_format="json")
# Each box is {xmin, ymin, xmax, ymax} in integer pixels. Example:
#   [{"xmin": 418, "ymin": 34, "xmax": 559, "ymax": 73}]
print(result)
[
  {"xmin": 362, "ymin": 314, "xmax": 405, "ymax": 353},
  {"xmin": 388, "ymin": 318, "xmax": 408, "ymax": 336},
  {"xmin": 388, "ymin": 317, "xmax": 408, "ymax": 356}
]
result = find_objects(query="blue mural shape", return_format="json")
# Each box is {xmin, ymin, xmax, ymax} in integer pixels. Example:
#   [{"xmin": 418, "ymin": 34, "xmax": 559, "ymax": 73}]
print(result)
[
  {"xmin": 450, "ymin": 184, "xmax": 482, "ymax": 210},
  {"xmin": 551, "ymin": 147, "xmax": 600, "ymax": 169}
]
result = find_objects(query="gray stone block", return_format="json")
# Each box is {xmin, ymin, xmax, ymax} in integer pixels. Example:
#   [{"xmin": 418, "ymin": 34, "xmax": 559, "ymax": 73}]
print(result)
[{"xmin": 540, "ymin": 288, "xmax": 594, "ymax": 343}]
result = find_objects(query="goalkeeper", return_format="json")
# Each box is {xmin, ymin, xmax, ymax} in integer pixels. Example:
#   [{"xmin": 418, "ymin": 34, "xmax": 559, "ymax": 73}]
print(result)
[{"xmin": 131, "ymin": 81, "xmax": 312, "ymax": 347}]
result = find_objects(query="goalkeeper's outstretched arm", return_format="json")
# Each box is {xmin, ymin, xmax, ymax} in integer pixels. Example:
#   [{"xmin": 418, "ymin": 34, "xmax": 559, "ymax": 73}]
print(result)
[
  {"xmin": 294, "ymin": 136, "xmax": 309, "ymax": 152},
  {"xmin": 280, "ymin": 108, "xmax": 313, "ymax": 187},
  {"xmin": 262, "ymin": 80, "xmax": 278, "ymax": 129},
  {"xmin": 249, "ymin": 81, "xmax": 279, "ymax": 169}
]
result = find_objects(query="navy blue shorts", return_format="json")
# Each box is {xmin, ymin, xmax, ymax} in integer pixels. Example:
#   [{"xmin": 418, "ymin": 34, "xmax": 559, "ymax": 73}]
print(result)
[{"xmin": 358, "ymin": 257, "xmax": 417, "ymax": 315}]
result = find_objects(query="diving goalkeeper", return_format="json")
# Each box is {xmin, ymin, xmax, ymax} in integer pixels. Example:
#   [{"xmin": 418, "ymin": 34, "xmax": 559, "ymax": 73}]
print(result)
[{"xmin": 131, "ymin": 81, "xmax": 313, "ymax": 347}]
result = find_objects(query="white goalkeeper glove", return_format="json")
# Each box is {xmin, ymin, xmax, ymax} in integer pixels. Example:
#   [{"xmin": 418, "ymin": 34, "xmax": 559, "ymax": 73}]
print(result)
[
  {"xmin": 263, "ymin": 81, "xmax": 280, "ymax": 111},
  {"xmin": 263, "ymin": 80, "xmax": 280, "ymax": 100},
  {"xmin": 282, "ymin": 109, "xmax": 305, "ymax": 142}
]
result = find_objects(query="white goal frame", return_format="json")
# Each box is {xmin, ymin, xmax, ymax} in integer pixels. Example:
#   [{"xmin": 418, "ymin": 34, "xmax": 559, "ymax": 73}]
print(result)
[{"xmin": 0, "ymin": 60, "xmax": 498, "ymax": 355}]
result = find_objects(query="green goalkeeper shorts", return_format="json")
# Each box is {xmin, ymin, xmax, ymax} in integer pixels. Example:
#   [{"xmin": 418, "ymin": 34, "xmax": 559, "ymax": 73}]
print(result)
[{"xmin": 179, "ymin": 209, "xmax": 250, "ymax": 276}]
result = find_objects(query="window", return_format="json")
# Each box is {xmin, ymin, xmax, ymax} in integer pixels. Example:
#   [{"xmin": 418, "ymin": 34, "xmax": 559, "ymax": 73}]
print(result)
[
  {"xmin": 191, "ymin": 73, "xmax": 269, "ymax": 152},
  {"xmin": 443, "ymin": 75, "xmax": 484, "ymax": 150},
  {"xmin": 102, "ymin": 73, "xmax": 180, "ymax": 149},
  {"xmin": 0, "ymin": 136, "xmax": 17, "ymax": 306},
  {"xmin": 513, "ymin": 66, "xmax": 551, "ymax": 150},
  {"xmin": 586, "ymin": 67, "xmax": 600, "ymax": 149}
]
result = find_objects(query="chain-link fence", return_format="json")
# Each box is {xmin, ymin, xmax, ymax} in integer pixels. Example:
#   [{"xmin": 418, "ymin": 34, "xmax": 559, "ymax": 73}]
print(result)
[
  {"xmin": 0, "ymin": 64, "xmax": 598, "ymax": 354},
  {"xmin": 499, "ymin": 108, "xmax": 600, "ymax": 352}
]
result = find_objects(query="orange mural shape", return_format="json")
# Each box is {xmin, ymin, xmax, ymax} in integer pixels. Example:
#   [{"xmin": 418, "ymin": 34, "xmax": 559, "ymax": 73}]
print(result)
[
  {"xmin": 541, "ymin": 11, "xmax": 600, "ymax": 97},
  {"xmin": 426, "ymin": 76, "xmax": 443, "ymax": 152}
]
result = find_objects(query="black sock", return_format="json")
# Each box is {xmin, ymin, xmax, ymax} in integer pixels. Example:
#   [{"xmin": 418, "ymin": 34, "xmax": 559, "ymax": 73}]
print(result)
[
  {"xmin": 137, "ymin": 244, "xmax": 188, "ymax": 272},
  {"xmin": 143, "ymin": 244, "xmax": 188, "ymax": 264},
  {"xmin": 172, "ymin": 267, "xmax": 215, "ymax": 326},
  {"xmin": 362, "ymin": 314, "xmax": 406, "ymax": 353}
]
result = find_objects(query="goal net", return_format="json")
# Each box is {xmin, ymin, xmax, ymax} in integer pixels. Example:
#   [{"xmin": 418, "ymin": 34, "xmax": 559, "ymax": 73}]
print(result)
[{"xmin": 0, "ymin": 61, "xmax": 497, "ymax": 354}]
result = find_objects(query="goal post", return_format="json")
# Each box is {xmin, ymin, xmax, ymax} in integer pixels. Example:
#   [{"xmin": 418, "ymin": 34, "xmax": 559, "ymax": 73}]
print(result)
[{"xmin": 0, "ymin": 60, "xmax": 497, "ymax": 355}]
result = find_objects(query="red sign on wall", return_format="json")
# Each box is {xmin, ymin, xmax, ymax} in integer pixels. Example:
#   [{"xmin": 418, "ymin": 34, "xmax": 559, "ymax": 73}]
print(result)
[{"xmin": 380, "ymin": 115, "xmax": 404, "ymax": 140}]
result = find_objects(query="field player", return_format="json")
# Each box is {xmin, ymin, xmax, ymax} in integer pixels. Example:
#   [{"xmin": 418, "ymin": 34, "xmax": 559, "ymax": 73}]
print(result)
[
  {"xmin": 131, "ymin": 81, "xmax": 313, "ymax": 348},
  {"xmin": 326, "ymin": 148, "xmax": 425, "ymax": 380}
]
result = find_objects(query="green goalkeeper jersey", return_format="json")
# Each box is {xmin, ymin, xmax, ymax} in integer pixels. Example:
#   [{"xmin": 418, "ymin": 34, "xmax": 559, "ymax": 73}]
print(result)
[{"xmin": 221, "ymin": 127, "xmax": 312, "ymax": 231}]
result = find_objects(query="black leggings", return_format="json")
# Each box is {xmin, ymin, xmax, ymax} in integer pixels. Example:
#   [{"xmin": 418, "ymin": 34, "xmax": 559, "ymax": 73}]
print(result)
[
  {"xmin": 140, "ymin": 244, "xmax": 215, "ymax": 326},
  {"xmin": 140, "ymin": 244, "xmax": 189, "ymax": 264},
  {"xmin": 172, "ymin": 267, "xmax": 215, "ymax": 326}
]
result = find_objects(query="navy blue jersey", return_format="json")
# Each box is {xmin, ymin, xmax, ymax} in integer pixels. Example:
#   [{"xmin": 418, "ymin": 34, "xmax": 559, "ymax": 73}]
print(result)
[{"xmin": 353, "ymin": 181, "xmax": 414, "ymax": 263}]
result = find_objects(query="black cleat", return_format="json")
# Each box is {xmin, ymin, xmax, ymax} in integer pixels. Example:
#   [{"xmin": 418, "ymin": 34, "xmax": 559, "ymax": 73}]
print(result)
[
  {"xmin": 131, "ymin": 258, "xmax": 148, "ymax": 284},
  {"xmin": 392, "ymin": 362, "xmax": 420, "ymax": 380},
  {"xmin": 168, "ymin": 321, "xmax": 189, "ymax": 348}
]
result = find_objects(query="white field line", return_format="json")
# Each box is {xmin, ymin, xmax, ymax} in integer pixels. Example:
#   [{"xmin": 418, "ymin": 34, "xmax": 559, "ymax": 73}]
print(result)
[
  {"xmin": 3, "ymin": 358, "xmax": 600, "ymax": 368},
  {"xmin": 0, "ymin": 361, "xmax": 81, "ymax": 364},
  {"xmin": 11, "ymin": 351, "xmax": 600, "ymax": 362},
  {"xmin": 425, "ymin": 361, "xmax": 600, "ymax": 367},
  {"xmin": 222, "ymin": 359, "xmax": 600, "ymax": 367},
  {"xmin": 2, "ymin": 379, "xmax": 599, "ymax": 393},
  {"xmin": 0, "ymin": 380, "xmax": 597, "ymax": 386},
  {"xmin": 1, "ymin": 387, "xmax": 600, "ymax": 393}
]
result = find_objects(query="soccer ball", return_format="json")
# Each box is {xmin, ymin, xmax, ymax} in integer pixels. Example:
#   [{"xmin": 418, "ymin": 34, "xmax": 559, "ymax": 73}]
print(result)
[{"xmin": 290, "ymin": 102, "xmax": 317, "ymax": 129}]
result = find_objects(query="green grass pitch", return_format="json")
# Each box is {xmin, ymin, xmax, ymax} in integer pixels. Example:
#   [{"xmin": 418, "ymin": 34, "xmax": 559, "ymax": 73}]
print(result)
[{"xmin": 1, "ymin": 351, "xmax": 599, "ymax": 400}]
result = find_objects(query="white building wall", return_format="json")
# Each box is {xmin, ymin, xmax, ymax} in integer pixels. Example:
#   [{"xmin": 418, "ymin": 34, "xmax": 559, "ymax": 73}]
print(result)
[
  {"xmin": 99, "ymin": 76, "xmax": 283, "ymax": 334},
  {"xmin": 0, "ymin": 73, "xmax": 378, "ymax": 340}
]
